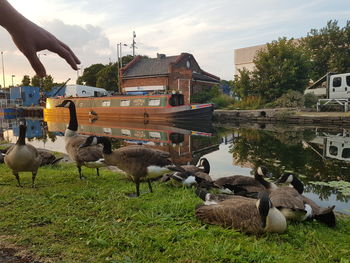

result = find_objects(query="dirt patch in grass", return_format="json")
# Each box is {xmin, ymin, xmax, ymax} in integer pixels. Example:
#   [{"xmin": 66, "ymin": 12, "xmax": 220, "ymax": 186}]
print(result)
[{"xmin": 0, "ymin": 236, "xmax": 48, "ymax": 263}]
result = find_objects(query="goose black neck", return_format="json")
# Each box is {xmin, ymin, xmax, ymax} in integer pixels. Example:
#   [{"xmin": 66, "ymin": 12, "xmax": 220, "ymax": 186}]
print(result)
[
  {"xmin": 17, "ymin": 125, "xmax": 26, "ymax": 145},
  {"xmin": 254, "ymin": 171, "xmax": 270, "ymax": 189},
  {"xmin": 67, "ymin": 102, "xmax": 78, "ymax": 131},
  {"xmin": 291, "ymin": 177, "xmax": 304, "ymax": 194},
  {"xmin": 100, "ymin": 137, "xmax": 112, "ymax": 154}
]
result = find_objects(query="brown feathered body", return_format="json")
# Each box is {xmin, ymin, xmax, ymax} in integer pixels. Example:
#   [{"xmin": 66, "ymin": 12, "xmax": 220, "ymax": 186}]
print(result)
[
  {"xmin": 195, "ymin": 196, "xmax": 286, "ymax": 234},
  {"xmin": 103, "ymin": 145, "xmax": 172, "ymax": 181},
  {"xmin": 65, "ymin": 133, "xmax": 104, "ymax": 168},
  {"xmin": 5, "ymin": 144, "xmax": 42, "ymax": 173}
]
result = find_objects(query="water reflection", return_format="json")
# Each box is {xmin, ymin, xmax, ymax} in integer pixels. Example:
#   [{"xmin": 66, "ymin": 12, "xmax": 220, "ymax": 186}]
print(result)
[{"xmin": 1, "ymin": 118, "xmax": 349, "ymax": 214}]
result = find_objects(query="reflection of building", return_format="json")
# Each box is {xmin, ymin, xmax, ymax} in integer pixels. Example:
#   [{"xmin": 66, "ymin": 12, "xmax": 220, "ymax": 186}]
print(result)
[{"xmin": 120, "ymin": 53, "xmax": 220, "ymax": 104}]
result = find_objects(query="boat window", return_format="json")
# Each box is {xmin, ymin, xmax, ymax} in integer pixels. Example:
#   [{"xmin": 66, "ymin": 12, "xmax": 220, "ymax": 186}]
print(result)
[
  {"xmin": 103, "ymin": 128, "xmax": 112, "ymax": 134},
  {"xmin": 169, "ymin": 94, "xmax": 185, "ymax": 106},
  {"xmin": 121, "ymin": 129, "xmax": 131, "ymax": 136},
  {"xmin": 102, "ymin": 101, "xmax": 111, "ymax": 107},
  {"xmin": 342, "ymin": 148, "xmax": 350, "ymax": 159},
  {"xmin": 332, "ymin": 77, "xmax": 342, "ymax": 87},
  {"xmin": 149, "ymin": 132, "xmax": 161, "ymax": 139},
  {"xmin": 329, "ymin": 145, "xmax": 338, "ymax": 156},
  {"xmin": 346, "ymin": 75, "xmax": 350, "ymax": 86},
  {"xmin": 148, "ymin": 99, "xmax": 160, "ymax": 106},
  {"xmin": 121, "ymin": 100, "xmax": 130, "ymax": 106}
]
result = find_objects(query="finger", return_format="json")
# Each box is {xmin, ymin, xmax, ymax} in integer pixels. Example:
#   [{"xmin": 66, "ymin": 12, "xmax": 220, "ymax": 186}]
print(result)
[
  {"xmin": 23, "ymin": 51, "xmax": 46, "ymax": 77},
  {"xmin": 58, "ymin": 40, "xmax": 81, "ymax": 64},
  {"xmin": 48, "ymin": 43, "xmax": 79, "ymax": 70}
]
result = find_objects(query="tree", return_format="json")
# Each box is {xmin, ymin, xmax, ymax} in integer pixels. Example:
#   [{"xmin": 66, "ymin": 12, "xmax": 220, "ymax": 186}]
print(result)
[
  {"xmin": 233, "ymin": 68, "xmax": 255, "ymax": 98},
  {"xmin": 80, "ymin": 64, "xmax": 105, "ymax": 86},
  {"xmin": 21, "ymin": 75, "xmax": 30, "ymax": 86},
  {"xmin": 252, "ymin": 38, "xmax": 310, "ymax": 101},
  {"xmin": 301, "ymin": 20, "xmax": 350, "ymax": 81},
  {"xmin": 41, "ymin": 75, "xmax": 55, "ymax": 91},
  {"xmin": 31, "ymin": 75, "xmax": 41, "ymax": 87},
  {"xmin": 96, "ymin": 63, "xmax": 119, "ymax": 91}
]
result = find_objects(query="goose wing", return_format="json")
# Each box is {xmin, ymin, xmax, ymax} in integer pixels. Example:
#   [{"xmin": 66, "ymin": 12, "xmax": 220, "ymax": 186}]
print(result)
[
  {"xmin": 195, "ymin": 197, "xmax": 262, "ymax": 233},
  {"xmin": 214, "ymin": 175, "xmax": 258, "ymax": 187},
  {"xmin": 116, "ymin": 145, "xmax": 171, "ymax": 167},
  {"xmin": 67, "ymin": 136, "xmax": 103, "ymax": 163},
  {"xmin": 269, "ymin": 187, "xmax": 304, "ymax": 210}
]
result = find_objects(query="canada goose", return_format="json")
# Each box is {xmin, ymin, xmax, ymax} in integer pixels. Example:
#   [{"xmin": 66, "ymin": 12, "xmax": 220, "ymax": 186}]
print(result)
[
  {"xmin": 213, "ymin": 166, "xmax": 277, "ymax": 197},
  {"xmin": 195, "ymin": 191, "xmax": 287, "ymax": 234},
  {"xmin": 274, "ymin": 172, "xmax": 304, "ymax": 194},
  {"xmin": 163, "ymin": 167, "xmax": 213, "ymax": 187},
  {"xmin": 80, "ymin": 136, "xmax": 173, "ymax": 196},
  {"xmin": 275, "ymin": 173, "xmax": 336, "ymax": 226},
  {"xmin": 4, "ymin": 124, "xmax": 42, "ymax": 187},
  {"xmin": 56, "ymin": 99, "xmax": 105, "ymax": 179},
  {"xmin": 301, "ymin": 196, "xmax": 336, "ymax": 227},
  {"xmin": 160, "ymin": 158, "xmax": 211, "ymax": 183},
  {"xmin": 38, "ymin": 150, "xmax": 63, "ymax": 166}
]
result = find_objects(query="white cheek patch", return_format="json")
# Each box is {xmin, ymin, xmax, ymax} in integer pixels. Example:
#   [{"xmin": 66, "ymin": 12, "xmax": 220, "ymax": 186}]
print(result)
[
  {"xmin": 66, "ymin": 102, "xmax": 71, "ymax": 108},
  {"xmin": 302, "ymin": 204, "xmax": 313, "ymax": 220},
  {"xmin": 286, "ymin": 175, "xmax": 293, "ymax": 183},
  {"xmin": 258, "ymin": 167, "xmax": 263, "ymax": 176},
  {"xmin": 92, "ymin": 137, "xmax": 98, "ymax": 145}
]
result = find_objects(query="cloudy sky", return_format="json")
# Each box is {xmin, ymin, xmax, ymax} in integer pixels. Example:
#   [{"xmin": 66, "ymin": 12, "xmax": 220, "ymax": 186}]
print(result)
[{"xmin": 0, "ymin": 0, "xmax": 349, "ymax": 86}]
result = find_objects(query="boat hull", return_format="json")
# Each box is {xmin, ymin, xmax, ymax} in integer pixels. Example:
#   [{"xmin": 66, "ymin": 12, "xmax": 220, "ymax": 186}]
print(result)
[{"xmin": 44, "ymin": 96, "xmax": 213, "ymax": 122}]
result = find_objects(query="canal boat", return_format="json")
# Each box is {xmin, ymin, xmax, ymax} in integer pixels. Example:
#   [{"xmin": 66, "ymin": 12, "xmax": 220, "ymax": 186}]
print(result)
[{"xmin": 44, "ymin": 93, "xmax": 213, "ymax": 122}]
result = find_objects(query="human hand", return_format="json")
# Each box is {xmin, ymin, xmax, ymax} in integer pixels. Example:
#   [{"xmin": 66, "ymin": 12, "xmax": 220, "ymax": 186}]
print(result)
[{"xmin": 10, "ymin": 18, "xmax": 81, "ymax": 77}]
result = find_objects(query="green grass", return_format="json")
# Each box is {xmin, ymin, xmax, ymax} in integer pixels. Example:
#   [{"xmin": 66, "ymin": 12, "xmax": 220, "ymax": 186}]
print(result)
[{"xmin": 0, "ymin": 162, "xmax": 349, "ymax": 263}]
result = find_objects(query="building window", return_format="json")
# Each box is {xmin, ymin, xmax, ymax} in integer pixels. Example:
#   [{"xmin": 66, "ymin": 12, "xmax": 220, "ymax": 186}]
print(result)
[
  {"xmin": 333, "ymin": 77, "xmax": 342, "ymax": 87},
  {"xmin": 120, "ymin": 100, "xmax": 130, "ymax": 106}
]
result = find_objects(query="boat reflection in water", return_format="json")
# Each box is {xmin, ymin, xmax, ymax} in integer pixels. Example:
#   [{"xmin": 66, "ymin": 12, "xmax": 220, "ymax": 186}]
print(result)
[{"xmin": 43, "ymin": 115, "xmax": 219, "ymax": 165}]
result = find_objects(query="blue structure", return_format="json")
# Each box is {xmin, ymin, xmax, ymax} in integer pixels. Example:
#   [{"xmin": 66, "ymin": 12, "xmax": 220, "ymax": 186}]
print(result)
[
  {"xmin": 10, "ymin": 86, "xmax": 41, "ymax": 106},
  {"xmin": 12, "ymin": 119, "xmax": 43, "ymax": 138}
]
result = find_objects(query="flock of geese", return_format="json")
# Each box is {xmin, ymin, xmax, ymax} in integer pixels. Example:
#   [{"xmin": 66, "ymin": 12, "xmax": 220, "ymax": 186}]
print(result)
[{"xmin": 2, "ymin": 99, "xmax": 337, "ymax": 235}]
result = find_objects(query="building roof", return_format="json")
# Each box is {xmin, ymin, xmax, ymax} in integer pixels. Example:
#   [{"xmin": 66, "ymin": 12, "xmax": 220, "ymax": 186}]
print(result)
[
  {"xmin": 192, "ymin": 72, "xmax": 220, "ymax": 83},
  {"xmin": 122, "ymin": 55, "xmax": 179, "ymax": 78}
]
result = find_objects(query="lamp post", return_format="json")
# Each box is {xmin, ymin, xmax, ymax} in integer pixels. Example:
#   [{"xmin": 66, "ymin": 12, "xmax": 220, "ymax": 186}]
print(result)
[
  {"xmin": 117, "ymin": 43, "xmax": 128, "ymax": 68},
  {"xmin": 11, "ymin": 75, "xmax": 15, "ymax": 87},
  {"xmin": 1, "ymin": 51, "xmax": 5, "ymax": 88}
]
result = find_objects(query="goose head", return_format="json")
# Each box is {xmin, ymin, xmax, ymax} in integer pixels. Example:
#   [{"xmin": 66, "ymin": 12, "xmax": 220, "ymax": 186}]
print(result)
[
  {"xmin": 80, "ymin": 136, "xmax": 100, "ymax": 148},
  {"xmin": 256, "ymin": 166, "xmax": 272, "ymax": 178},
  {"xmin": 275, "ymin": 173, "xmax": 304, "ymax": 194},
  {"xmin": 198, "ymin": 158, "xmax": 210, "ymax": 174}
]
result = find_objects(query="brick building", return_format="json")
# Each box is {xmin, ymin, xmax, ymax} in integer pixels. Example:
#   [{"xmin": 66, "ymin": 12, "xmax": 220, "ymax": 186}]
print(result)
[{"xmin": 120, "ymin": 53, "xmax": 220, "ymax": 103}]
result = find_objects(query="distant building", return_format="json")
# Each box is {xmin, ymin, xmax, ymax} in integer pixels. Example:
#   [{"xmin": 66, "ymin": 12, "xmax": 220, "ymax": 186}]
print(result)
[
  {"xmin": 120, "ymin": 53, "xmax": 220, "ymax": 103},
  {"xmin": 234, "ymin": 44, "xmax": 266, "ymax": 75}
]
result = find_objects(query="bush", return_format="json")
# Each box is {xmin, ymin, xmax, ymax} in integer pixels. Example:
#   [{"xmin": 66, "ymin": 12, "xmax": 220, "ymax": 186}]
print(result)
[
  {"xmin": 304, "ymin": 93, "xmax": 318, "ymax": 108},
  {"xmin": 191, "ymin": 86, "xmax": 220, "ymax": 103},
  {"xmin": 211, "ymin": 95, "xmax": 235, "ymax": 109},
  {"xmin": 273, "ymin": 90, "xmax": 304, "ymax": 108},
  {"xmin": 228, "ymin": 96, "xmax": 264, "ymax": 110}
]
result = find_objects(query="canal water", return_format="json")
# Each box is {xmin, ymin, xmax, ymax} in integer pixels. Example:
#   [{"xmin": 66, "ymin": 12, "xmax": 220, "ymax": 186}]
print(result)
[{"xmin": 1, "ymin": 117, "xmax": 349, "ymax": 214}]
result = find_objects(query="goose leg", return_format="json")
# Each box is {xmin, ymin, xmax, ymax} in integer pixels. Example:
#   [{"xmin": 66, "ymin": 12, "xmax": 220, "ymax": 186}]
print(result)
[
  {"xmin": 32, "ymin": 172, "xmax": 37, "ymax": 188},
  {"xmin": 96, "ymin": 168, "xmax": 100, "ymax": 177},
  {"xmin": 13, "ymin": 172, "xmax": 22, "ymax": 187},
  {"xmin": 147, "ymin": 179, "xmax": 153, "ymax": 193},
  {"xmin": 77, "ymin": 166, "xmax": 85, "ymax": 180},
  {"xmin": 135, "ymin": 178, "xmax": 141, "ymax": 197}
]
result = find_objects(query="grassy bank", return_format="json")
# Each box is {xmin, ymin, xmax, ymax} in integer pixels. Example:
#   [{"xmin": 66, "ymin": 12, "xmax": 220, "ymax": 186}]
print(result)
[{"xmin": 0, "ymin": 162, "xmax": 349, "ymax": 263}]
